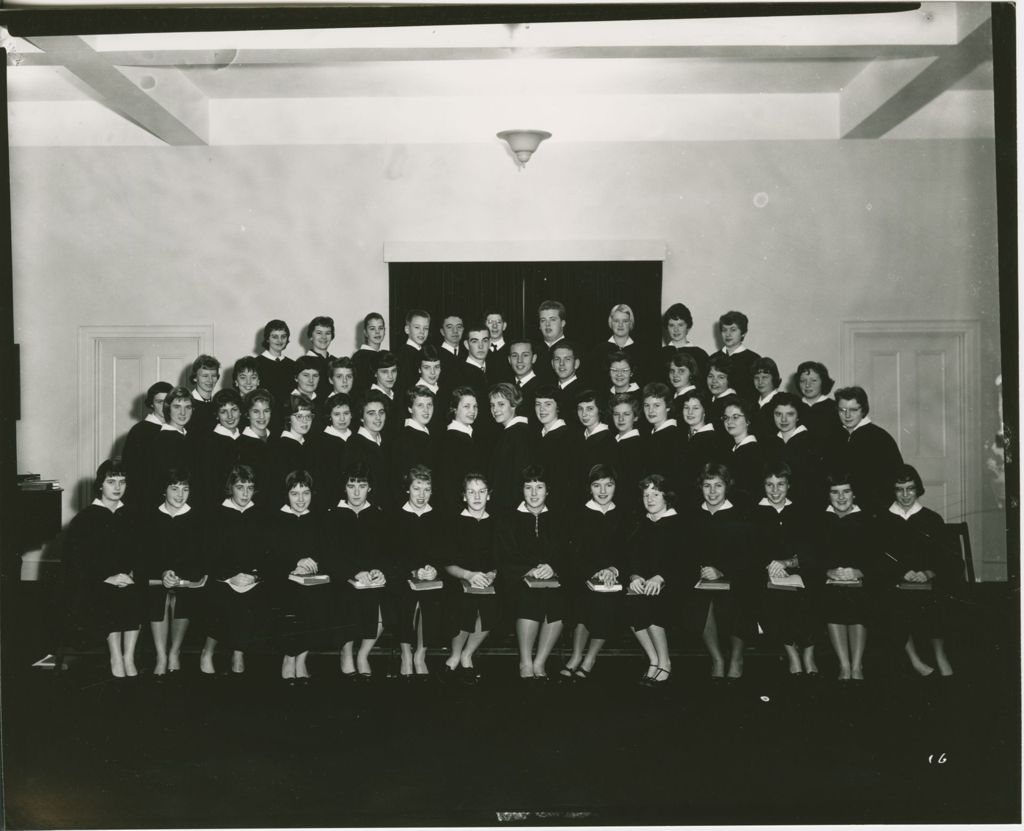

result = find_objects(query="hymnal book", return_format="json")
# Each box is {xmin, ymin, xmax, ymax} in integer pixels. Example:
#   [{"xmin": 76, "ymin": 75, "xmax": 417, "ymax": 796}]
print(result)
[
  {"xmin": 290, "ymin": 573, "xmax": 330, "ymax": 586},
  {"xmin": 826, "ymin": 578, "xmax": 863, "ymax": 587},
  {"xmin": 587, "ymin": 579, "xmax": 623, "ymax": 593},
  {"xmin": 897, "ymin": 581, "xmax": 932, "ymax": 591},
  {"xmin": 148, "ymin": 575, "xmax": 207, "ymax": 589},
  {"xmin": 695, "ymin": 578, "xmax": 731, "ymax": 591},
  {"xmin": 524, "ymin": 574, "xmax": 561, "ymax": 589},
  {"xmin": 460, "ymin": 578, "xmax": 495, "ymax": 595},
  {"xmin": 408, "ymin": 578, "xmax": 443, "ymax": 591},
  {"xmin": 348, "ymin": 578, "xmax": 385, "ymax": 589},
  {"xmin": 767, "ymin": 574, "xmax": 805, "ymax": 591},
  {"xmin": 225, "ymin": 578, "xmax": 259, "ymax": 594}
]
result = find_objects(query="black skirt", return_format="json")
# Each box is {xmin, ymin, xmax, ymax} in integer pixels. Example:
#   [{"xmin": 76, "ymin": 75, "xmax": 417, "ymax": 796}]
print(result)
[
  {"xmin": 205, "ymin": 581, "xmax": 267, "ymax": 651},
  {"xmin": 89, "ymin": 582, "xmax": 146, "ymax": 635}
]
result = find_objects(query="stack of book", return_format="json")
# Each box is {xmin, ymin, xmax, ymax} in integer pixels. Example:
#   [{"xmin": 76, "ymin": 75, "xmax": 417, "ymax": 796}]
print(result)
[
  {"xmin": 460, "ymin": 578, "xmax": 495, "ymax": 595},
  {"xmin": 587, "ymin": 578, "xmax": 622, "ymax": 593},
  {"xmin": 695, "ymin": 577, "xmax": 731, "ymax": 591},
  {"xmin": 767, "ymin": 574, "xmax": 805, "ymax": 591},
  {"xmin": 289, "ymin": 573, "xmax": 330, "ymax": 586},
  {"xmin": 524, "ymin": 573, "xmax": 561, "ymax": 588},
  {"xmin": 408, "ymin": 577, "xmax": 443, "ymax": 591},
  {"xmin": 17, "ymin": 474, "xmax": 62, "ymax": 492}
]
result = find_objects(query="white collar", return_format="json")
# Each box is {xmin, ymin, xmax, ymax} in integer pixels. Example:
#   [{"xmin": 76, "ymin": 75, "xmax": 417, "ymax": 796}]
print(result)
[
  {"xmin": 357, "ymin": 426, "xmax": 382, "ymax": 445},
  {"xmin": 160, "ymin": 423, "xmax": 187, "ymax": 435},
  {"xmin": 778, "ymin": 424, "xmax": 809, "ymax": 441},
  {"xmin": 647, "ymin": 508, "xmax": 678, "ymax": 522},
  {"xmin": 516, "ymin": 502, "xmax": 549, "ymax": 515},
  {"xmin": 615, "ymin": 428, "xmax": 639, "ymax": 441},
  {"xmin": 460, "ymin": 508, "xmax": 490, "ymax": 520},
  {"xmin": 608, "ymin": 335, "xmax": 635, "ymax": 347},
  {"xmin": 402, "ymin": 501, "xmax": 433, "ymax": 516},
  {"xmin": 541, "ymin": 419, "xmax": 566, "ymax": 436},
  {"xmin": 713, "ymin": 388, "xmax": 737, "ymax": 400},
  {"xmin": 758, "ymin": 389, "xmax": 781, "ymax": 407},
  {"xmin": 889, "ymin": 501, "xmax": 924, "ymax": 519},
  {"xmin": 464, "ymin": 355, "xmax": 486, "ymax": 370},
  {"xmin": 668, "ymin": 339, "xmax": 692, "ymax": 349},
  {"xmin": 701, "ymin": 500, "xmax": 734, "ymax": 514},
  {"xmin": 359, "ymin": 343, "xmax": 381, "ymax": 352},
  {"xmin": 491, "ymin": 337, "xmax": 505, "ymax": 350},
  {"xmin": 673, "ymin": 385, "xmax": 696, "ymax": 398},
  {"xmin": 281, "ymin": 430, "xmax": 305, "ymax": 444},
  {"xmin": 323, "ymin": 425, "xmax": 351, "ymax": 440},
  {"xmin": 826, "ymin": 504, "xmax": 862, "ymax": 516},
  {"xmin": 758, "ymin": 497, "xmax": 792, "ymax": 513},
  {"xmin": 543, "ymin": 335, "xmax": 565, "ymax": 349},
  {"xmin": 222, "ymin": 498, "xmax": 255, "ymax": 513},
  {"xmin": 404, "ymin": 338, "xmax": 422, "ymax": 351},
  {"xmin": 584, "ymin": 423, "xmax": 610, "ymax": 438},
  {"xmin": 732, "ymin": 434, "xmax": 758, "ymax": 449},
  {"xmin": 144, "ymin": 413, "xmax": 164, "ymax": 426},
  {"xmin": 214, "ymin": 424, "xmax": 240, "ymax": 440},
  {"xmin": 280, "ymin": 504, "xmax": 310, "ymax": 517},
  {"xmin": 336, "ymin": 500, "xmax": 371, "ymax": 514},
  {"xmin": 370, "ymin": 383, "xmax": 394, "ymax": 400},
  {"xmin": 92, "ymin": 498, "xmax": 125, "ymax": 513},
  {"xmin": 515, "ymin": 370, "xmax": 537, "ymax": 386},
  {"xmin": 306, "ymin": 348, "xmax": 331, "ymax": 359},
  {"xmin": 159, "ymin": 502, "xmax": 192, "ymax": 517},
  {"xmin": 418, "ymin": 380, "xmax": 440, "ymax": 393},
  {"xmin": 447, "ymin": 420, "xmax": 474, "ymax": 436},
  {"xmin": 504, "ymin": 415, "xmax": 529, "ymax": 429},
  {"xmin": 722, "ymin": 345, "xmax": 748, "ymax": 355},
  {"xmin": 261, "ymin": 349, "xmax": 286, "ymax": 361},
  {"xmin": 292, "ymin": 388, "xmax": 317, "ymax": 401},
  {"xmin": 802, "ymin": 393, "xmax": 834, "ymax": 406},
  {"xmin": 441, "ymin": 341, "xmax": 459, "ymax": 355},
  {"xmin": 242, "ymin": 425, "xmax": 267, "ymax": 440},
  {"xmin": 557, "ymin": 375, "xmax": 578, "ymax": 389},
  {"xmin": 611, "ymin": 382, "xmax": 640, "ymax": 394},
  {"xmin": 585, "ymin": 499, "xmax": 616, "ymax": 514},
  {"xmin": 849, "ymin": 416, "xmax": 873, "ymax": 433},
  {"xmin": 651, "ymin": 418, "xmax": 678, "ymax": 433},
  {"xmin": 191, "ymin": 388, "xmax": 212, "ymax": 403},
  {"xmin": 690, "ymin": 423, "xmax": 716, "ymax": 435},
  {"xmin": 404, "ymin": 418, "xmax": 431, "ymax": 434}
]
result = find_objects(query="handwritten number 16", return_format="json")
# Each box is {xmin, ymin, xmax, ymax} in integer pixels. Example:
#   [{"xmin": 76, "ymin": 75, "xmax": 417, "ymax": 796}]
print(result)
[{"xmin": 928, "ymin": 753, "xmax": 948, "ymax": 764}]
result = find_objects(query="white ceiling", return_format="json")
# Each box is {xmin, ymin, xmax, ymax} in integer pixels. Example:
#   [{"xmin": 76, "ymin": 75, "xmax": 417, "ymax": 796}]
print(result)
[{"xmin": 3, "ymin": 3, "xmax": 996, "ymax": 147}]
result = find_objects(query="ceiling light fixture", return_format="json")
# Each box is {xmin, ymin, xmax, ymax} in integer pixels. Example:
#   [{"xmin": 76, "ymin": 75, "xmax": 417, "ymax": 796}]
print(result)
[{"xmin": 497, "ymin": 129, "xmax": 551, "ymax": 169}]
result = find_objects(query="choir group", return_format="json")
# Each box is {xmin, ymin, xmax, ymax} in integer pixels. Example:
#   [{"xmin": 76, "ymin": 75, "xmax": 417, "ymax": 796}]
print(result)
[{"xmin": 67, "ymin": 302, "xmax": 964, "ymax": 687}]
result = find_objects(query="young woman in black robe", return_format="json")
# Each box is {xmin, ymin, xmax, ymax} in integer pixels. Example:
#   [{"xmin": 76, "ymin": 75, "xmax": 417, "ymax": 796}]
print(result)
[{"xmin": 437, "ymin": 387, "xmax": 482, "ymax": 517}]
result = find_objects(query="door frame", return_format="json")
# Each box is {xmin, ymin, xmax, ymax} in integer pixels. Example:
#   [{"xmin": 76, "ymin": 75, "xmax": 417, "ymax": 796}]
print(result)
[
  {"xmin": 77, "ymin": 324, "xmax": 213, "ymax": 508},
  {"xmin": 841, "ymin": 319, "xmax": 983, "ymax": 567}
]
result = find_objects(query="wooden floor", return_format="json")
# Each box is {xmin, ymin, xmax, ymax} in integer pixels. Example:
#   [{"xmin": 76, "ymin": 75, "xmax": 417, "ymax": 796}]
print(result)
[{"xmin": 1, "ymin": 582, "xmax": 1020, "ymax": 828}]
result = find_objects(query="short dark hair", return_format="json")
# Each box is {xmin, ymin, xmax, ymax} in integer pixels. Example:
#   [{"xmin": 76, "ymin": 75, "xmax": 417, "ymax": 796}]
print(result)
[
  {"xmin": 762, "ymin": 462, "xmax": 793, "ymax": 483},
  {"xmin": 261, "ymin": 320, "xmax": 290, "ymax": 350},
  {"xmin": 521, "ymin": 464, "xmax": 548, "ymax": 486},
  {"xmin": 328, "ymin": 356, "xmax": 354, "ymax": 374},
  {"xmin": 374, "ymin": 350, "xmax": 398, "ymax": 372},
  {"xmin": 706, "ymin": 353, "xmax": 734, "ymax": 386},
  {"xmin": 363, "ymin": 312, "xmax": 385, "ymax": 331},
  {"xmin": 161, "ymin": 466, "xmax": 191, "ymax": 490},
  {"xmin": 700, "ymin": 462, "xmax": 735, "ymax": 492},
  {"xmin": 306, "ymin": 316, "xmax": 335, "ymax": 339},
  {"xmin": 325, "ymin": 392, "xmax": 352, "ymax": 413},
  {"xmin": 419, "ymin": 344, "xmax": 441, "ymax": 365},
  {"xmin": 344, "ymin": 461, "xmax": 371, "ymax": 485},
  {"xmin": 448, "ymin": 385, "xmax": 477, "ymax": 419},
  {"xmin": 718, "ymin": 310, "xmax": 749, "ymax": 335},
  {"xmin": 677, "ymin": 389, "xmax": 710, "ymax": 414},
  {"xmin": 232, "ymin": 356, "xmax": 260, "ymax": 386},
  {"xmin": 406, "ymin": 384, "xmax": 436, "ymax": 408},
  {"xmin": 588, "ymin": 463, "xmax": 618, "ymax": 485},
  {"xmin": 359, "ymin": 389, "xmax": 389, "ymax": 418},
  {"xmin": 834, "ymin": 385, "xmax": 870, "ymax": 416},
  {"xmin": 752, "ymin": 356, "xmax": 782, "ymax": 389},
  {"xmin": 893, "ymin": 464, "xmax": 926, "ymax": 496},
  {"xmin": 288, "ymin": 393, "xmax": 315, "ymax": 416},
  {"xmin": 639, "ymin": 473, "xmax": 675, "ymax": 507},
  {"xmin": 718, "ymin": 393, "xmax": 753, "ymax": 423},
  {"xmin": 243, "ymin": 388, "xmax": 274, "ymax": 412},
  {"xmin": 405, "ymin": 464, "xmax": 433, "ymax": 487},
  {"xmin": 293, "ymin": 355, "xmax": 321, "ymax": 377},
  {"xmin": 551, "ymin": 339, "xmax": 577, "ymax": 360},
  {"xmin": 534, "ymin": 384, "xmax": 560, "ymax": 406},
  {"xmin": 667, "ymin": 351, "xmax": 699, "ymax": 377},
  {"xmin": 212, "ymin": 388, "xmax": 242, "ymax": 411},
  {"xmin": 405, "ymin": 309, "xmax": 430, "ymax": 326},
  {"xmin": 796, "ymin": 360, "xmax": 835, "ymax": 394},
  {"xmin": 162, "ymin": 386, "xmax": 193, "ymax": 422},
  {"xmin": 538, "ymin": 299, "xmax": 567, "ymax": 323},
  {"xmin": 610, "ymin": 392, "xmax": 640, "ymax": 417},
  {"xmin": 641, "ymin": 382, "xmax": 671, "ymax": 406},
  {"xmin": 145, "ymin": 381, "xmax": 173, "ymax": 409},
  {"xmin": 94, "ymin": 458, "xmax": 128, "ymax": 495},
  {"xmin": 825, "ymin": 470, "xmax": 853, "ymax": 489},
  {"xmin": 285, "ymin": 469, "xmax": 314, "ymax": 493},
  {"xmin": 190, "ymin": 354, "xmax": 220, "ymax": 384},
  {"xmin": 226, "ymin": 464, "xmax": 256, "ymax": 491},
  {"xmin": 489, "ymin": 381, "xmax": 522, "ymax": 409},
  {"xmin": 662, "ymin": 302, "xmax": 693, "ymax": 330},
  {"xmin": 607, "ymin": 350, "xmax": 633, "ymax": 369}
]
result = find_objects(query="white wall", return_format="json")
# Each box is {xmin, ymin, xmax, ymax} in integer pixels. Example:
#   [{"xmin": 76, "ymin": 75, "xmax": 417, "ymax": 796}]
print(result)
[{"xmin": 9, "ymin": 137, "xmax": 1005, "ymax": 575}]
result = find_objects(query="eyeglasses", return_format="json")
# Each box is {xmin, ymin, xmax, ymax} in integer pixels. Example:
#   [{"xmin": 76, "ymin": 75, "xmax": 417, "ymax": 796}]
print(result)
[
  {"xmin": 293, "ymin": 413, "xmax": 314, "ymax": 421},
  {"xmin": 722, "ymin": 414, "xmax": 746, "ymax": 422},
  {"xmin": 838, "ymin": 407, "xmax": 862, "ymax": 415}
]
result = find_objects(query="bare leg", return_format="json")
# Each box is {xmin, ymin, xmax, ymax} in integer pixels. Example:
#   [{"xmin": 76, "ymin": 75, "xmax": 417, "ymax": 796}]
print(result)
[
  {"xmin": 567, "ymin": 623, "xmax": 589, "ymax": 671},
  {"xmin": 231, "ymin": 650, "xmax": 245, "ymax": 674},
  {"xmin": 413, "ymin": 609, "xmax": 429, "ymax": 674},
  {"xmin": 461, "ymin": 615, "xmax": 489, "ymax": 668},
  {"xmin": 151, "ymin": 597, "xmax": 171, "ymax": 675},
  {"xmin": 399, "ymin": 643, "xmax": 414, "ymax": 676},
  {"xmin": 340, "ymin": 641, "xmax": 356, "ymax": 674},
  {"xmin": 727, "ymin": 636, "xmax": 745, "ymax": 679},
  {"xmin": 932, "ymin": 638, "xmax": 954, "ymax": 676},
  {"xmin": 702, "ymin": 606, "xmax": 725, "ymax": 678},
  {"xmin": 532, "ymin": 619, "xmax": 564, "ymax": 677},
  {"xmin": 122, "ymin": 628, "xmax": 140, "ymax": 677},
  {"xmin": 168, "ymin": 617, "xmax": 189, "ymax": 672},
  {"xmin": 200, "ymin": 637, "xmax": 217, "ymax": 674},
  {"xmin": 107, "ymin": 632, "xmax": 126, "ymax": 678},
  {"xmin": 632, "ymin": 627, "xmax": 659, "ymax": 679},
  {"xmin": 828, "ymin": 623, "xmax": 852, "ymax": 680},
  {"xmin": 649, "ymin": 625, "xmax": 671, "ymax": 680},
  {"xmin": 296, "ymin": 651, "xmax": 310, "ymax": 679},
  {"xmin": 446, "ymin": 631, "xmax": 469, "ymax": 670},
  {"xmin": 282, "ymin": 655, "xmax": 297, "ymax": 679},
  {"xmin": 784, "ymin": 644, "xmax": 802, "ymax": 674},
  {"xmin": 356, "ymin": 619, "xmax": 384, "ymax": 675},
  {"xmin": 905, "ymin": 635, "xmax": 935, "ymax": 676},
  {"xmin": 802, "ymin": 645, "xmax": 818, "ymax": 674},
  {"xmin": 581, "ymin": 638, "xmax": 605, "ymax": 673},
  {"xmin": 516, "ymin": 619, "xmax": 540, "ymax": 677},
  {"xmin": 850, "ymin": 624, "xmax": 867, "ymax": 680}
]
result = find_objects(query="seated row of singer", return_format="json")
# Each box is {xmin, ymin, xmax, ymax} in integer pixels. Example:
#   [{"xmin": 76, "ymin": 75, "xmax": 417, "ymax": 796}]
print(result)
[{"xmin": 71, "ymin": 454, "xmax": 958, "ymax": 686}]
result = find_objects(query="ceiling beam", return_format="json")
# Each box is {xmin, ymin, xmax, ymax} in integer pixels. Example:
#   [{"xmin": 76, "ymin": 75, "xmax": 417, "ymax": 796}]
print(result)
[
  {"xmin": 839, "ymin": 18, "xmax": 992, "ymax": 139},
  {"xmin": 23, "ymin": 35, "xmax": 208, "ymax": 145}
]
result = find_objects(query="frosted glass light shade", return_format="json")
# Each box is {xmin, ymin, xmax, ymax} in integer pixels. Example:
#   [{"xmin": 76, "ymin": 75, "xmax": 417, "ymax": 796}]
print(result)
[{"xmin": 496, "ymin": 129, "xmax": 552, "ymax": 166}]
